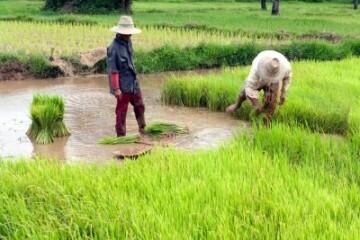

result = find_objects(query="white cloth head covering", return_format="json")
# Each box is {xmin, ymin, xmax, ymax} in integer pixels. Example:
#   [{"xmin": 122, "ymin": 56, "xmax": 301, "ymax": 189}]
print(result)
[{"xmin": 110, "ymin": 16, "xmax": 141, "ymax": 35}]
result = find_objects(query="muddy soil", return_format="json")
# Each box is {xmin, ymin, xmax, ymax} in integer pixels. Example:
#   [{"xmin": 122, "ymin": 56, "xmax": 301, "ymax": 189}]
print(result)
[
  {"xmin": 300, "ymin": 32, "xmax": 343, "ymax": 43},
  {"xmin": 0, "ymin": 61, "xmax": 32, "ymax": 81},
  {"xmin": 0, "ymin": 72, "xmax": 247, "ymax": 163}
]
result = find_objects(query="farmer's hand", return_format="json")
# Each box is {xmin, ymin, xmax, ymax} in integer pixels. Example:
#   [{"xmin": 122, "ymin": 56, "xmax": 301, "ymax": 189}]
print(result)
[
  {"xmin": 226, "ymin": 104, "xmax": 237, "ymax": 113},
  {"xmin": 279, "ymin": 96, "xmax": 286, "ymax": 105},
  {"xmin": 114, "ymin": 89, "xmax": 122, "ymax": 99},
  {"xmin": 255, "ymin": 106, "xmax": 263, "ymax": 115}
]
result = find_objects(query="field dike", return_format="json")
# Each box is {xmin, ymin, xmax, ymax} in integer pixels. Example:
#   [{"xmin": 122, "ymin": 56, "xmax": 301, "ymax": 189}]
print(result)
[{"xmin": 1, "ymin": 40, "xmax": 360, "ymax": 80}]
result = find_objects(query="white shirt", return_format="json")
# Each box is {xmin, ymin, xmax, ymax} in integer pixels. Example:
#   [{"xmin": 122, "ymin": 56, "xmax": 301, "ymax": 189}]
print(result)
[{"xmin": 244, "ymin": 50, "xmax": 292, "ymax": 99}]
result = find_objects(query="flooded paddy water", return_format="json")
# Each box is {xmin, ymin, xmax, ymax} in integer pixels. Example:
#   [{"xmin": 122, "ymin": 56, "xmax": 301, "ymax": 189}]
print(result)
[{"xmin": 0, "ymin": 72, "xmax": 247, "ymax": 162}]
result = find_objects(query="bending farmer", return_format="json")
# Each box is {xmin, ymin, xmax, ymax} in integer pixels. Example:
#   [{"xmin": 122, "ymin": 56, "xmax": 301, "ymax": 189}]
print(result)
[
  {"xmin": 107, "ymin": 16, "xmax": 146, "ymax": 136},
  {"xmin": 226, "ymin": 50, "xmax": 292, "ymax": 121}
]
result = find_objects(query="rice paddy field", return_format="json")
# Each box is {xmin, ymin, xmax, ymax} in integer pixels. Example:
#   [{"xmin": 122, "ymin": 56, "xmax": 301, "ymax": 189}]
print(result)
[
  {"xmin": 0, "ymin": 0, "xmax": 359, "ymax": 58},
  {"xmin": 1, "ymin": 0, "xmax": 360, "ymax": 239},
  {"xmin": 0, "ymin": 21, "xmax": 280, "ymax": 56},
  {"xmin": 162, "ymin": 58, "xmax": 360, "ymax": 135}
]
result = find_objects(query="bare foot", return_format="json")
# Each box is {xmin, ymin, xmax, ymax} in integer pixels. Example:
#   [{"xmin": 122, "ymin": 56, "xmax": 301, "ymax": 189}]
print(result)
[
  {"xmin": 139, "ymin": 128, "xmax": 146, "ymax": 135},
  {"xmin": 226, "ymin": 104, "xmax": 237, "ymax": 113}
]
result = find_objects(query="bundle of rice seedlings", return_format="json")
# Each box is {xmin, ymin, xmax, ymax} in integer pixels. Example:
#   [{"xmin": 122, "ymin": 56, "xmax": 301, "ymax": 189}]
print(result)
[
  {"xmin": 27, "ymin": 94, "xmax": 70, "ymax": 144},
  {"xmin": 144, "ymin": 122, "xmax": 188, "ymax": 136},
  {"xmin": 98, "ymin": 135, "xmax": 140, "ymax": 145}
]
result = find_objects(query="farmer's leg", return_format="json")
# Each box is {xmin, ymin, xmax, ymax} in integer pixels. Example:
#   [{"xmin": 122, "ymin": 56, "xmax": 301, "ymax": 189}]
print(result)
[
  {"xmin": 130, "ymin": 91, "xmax": 146, "ymax": 134},
  {"xmin": 226, "ymin": 89, "xmax": 246, "ymax": 113},
  {"xmin": 115, "ymin": 94, "xmax": 130, "ymax": 136}
]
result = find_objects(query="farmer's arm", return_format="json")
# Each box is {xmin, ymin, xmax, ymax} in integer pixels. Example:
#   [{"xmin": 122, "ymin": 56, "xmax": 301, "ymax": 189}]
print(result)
[
  {"xmin": 226, "ymin": 70, "xmax": 261, "ymax": 113},
  {"xmin": 107, "ymin": 48, "xmax": 121, "ymax": 97},
  {"xmin": 245, "ymin": 86, "xmax": 262, "ymax": 113},
  {"xmin": 279, "ymin": 71, "xmax": 292, "ymax": 105},
  {"xmin": 244, "ymin": 70, "xmax": 262, "ymax": 113}
]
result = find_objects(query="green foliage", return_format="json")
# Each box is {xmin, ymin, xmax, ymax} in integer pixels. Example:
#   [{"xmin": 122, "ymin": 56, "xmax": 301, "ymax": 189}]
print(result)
[
  {"xmin": 98, "ymin": 135, "xmax": 140, "ymax": 145},
  {"xmin": 162, "ymin": 58, "xmax": 360, "ymax": 135},
  {"xmin": 1, "ymin": 39, "xmax": 359, "ymax": 77},
  {"xmin": 27, "ymin": 94, "xmax": 70, "ymax": 144},
  {"xmin": 135, "ymin": 41, "xmax": 360, "ymax": 73},
  {"xmin": 0, "ymin": 52, "xmax": 63, "ymax": 78},
  {"xmin": 44, "ymin": 0, "xmax": 130, "ymax": 13},
  {"xmin": 1, "ymin": 121, "xmax": 360, "ymax": 238},
  {"xmin": 144, "ymin": 122, "xmax": 188, "ymax": 136}
]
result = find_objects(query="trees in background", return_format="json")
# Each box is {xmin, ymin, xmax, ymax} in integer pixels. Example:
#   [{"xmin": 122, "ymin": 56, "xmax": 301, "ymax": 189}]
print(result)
[
  {"xmin": 44, "ymin": 0, "xmax": 132, "ymax": 14},
  {"xmin": 260, "ymin": 0, "xmax": 267, "ymax": 10},
  {"xmin": 354, "ymin": 0, "xmax": 359, "ymax": 10},
  {"xmin": 271, "ymin": 0, "xmax": 280, "ymax": 15}
]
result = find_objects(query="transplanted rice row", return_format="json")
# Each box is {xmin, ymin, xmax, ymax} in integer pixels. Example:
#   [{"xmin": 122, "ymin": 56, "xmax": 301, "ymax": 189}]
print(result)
[{"xmin": 162, "ymin": 58, "xmax": 360, "ymax": 135}]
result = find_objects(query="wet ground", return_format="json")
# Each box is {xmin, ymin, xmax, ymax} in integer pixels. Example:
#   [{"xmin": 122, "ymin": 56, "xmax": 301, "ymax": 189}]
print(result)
[{"xmin": 0, "ymin": 72, "xmax": 247, "ymax": 162}]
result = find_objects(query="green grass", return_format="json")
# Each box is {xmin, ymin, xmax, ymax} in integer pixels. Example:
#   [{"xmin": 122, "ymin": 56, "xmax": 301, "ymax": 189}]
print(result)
[
  {"xmin": 1, "ymin": 121, "xmax": 359, "ymax": 238},
  {"xmin": 0, "ymin": 1, "xmax": 359, "ymax": 38},
  {"xmin": 27, "ymin": 94, "xmax": 70, "ymax": 144},
  {"xmin": 1, "ymin": 59, "xmax": 359, "ymax": 239},
  {"xmin": 162, "ymin": 58, "xmax": 360, "ymax": 135},
  {"xmin": 1, "ymin": 1, "xmax": 360, "ymax": 238},
  {"xmin": 98, "ymin": 135, "xmax": 140, "ymax": 145},
  {"xmin": 144, "ymin": 122, "xmax": 188, "ymax": 136},
  {"xmin": 1, "ymin": 1, "xmax": 359, "ymax": 78}
]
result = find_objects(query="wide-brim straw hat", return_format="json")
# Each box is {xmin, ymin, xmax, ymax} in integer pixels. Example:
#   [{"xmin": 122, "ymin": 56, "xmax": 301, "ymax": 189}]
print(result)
[
  {"xmin": 258, "ymin": 56, "xmax": 283, "ymax": 80},
  {"xmin": 110, "ymin": 16, "xmax": 141, "ymax": 35}
]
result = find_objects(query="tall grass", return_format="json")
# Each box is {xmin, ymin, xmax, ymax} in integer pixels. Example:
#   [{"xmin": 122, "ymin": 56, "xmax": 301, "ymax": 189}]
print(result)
[
  {"xmin": 1, "ymin": 59, "xmax": 360, "ymax": 238},
  {"xmin": 98, "ymin": 135, "xmax": 140, "ymax": 145},
  {"xmin": 27, "ymin": 94, "xmax": 70, "ymax": 144},
  {"xmin": 1, "ymin": 122, "xmax": 359, "ymax": 238},
  {"xmin": 162, "ymin": 58, "xmax": 360, "ymax": 135},
  {"xmin": 1, "ymin": 1, "xmax": 359, "ymax": 37},
  {"xmin": 144, "ymin": 122, "xmax": 188, "ymax": 136},
  {"xmin": 0, "ymin": 21, "xmax": 278, "ymax": 57}
]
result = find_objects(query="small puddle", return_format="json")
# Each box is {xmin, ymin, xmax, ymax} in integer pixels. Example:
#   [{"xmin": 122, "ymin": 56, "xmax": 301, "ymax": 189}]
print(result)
[{"xmin": 0, "ymin": 72, "xmax": 247, "ymax": 162}]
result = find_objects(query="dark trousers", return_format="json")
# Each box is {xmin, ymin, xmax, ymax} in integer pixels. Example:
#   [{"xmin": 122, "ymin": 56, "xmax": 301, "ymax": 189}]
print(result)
[{"xmin": 115, "ymin": 91, "xmax": 146, "ymax": 136}]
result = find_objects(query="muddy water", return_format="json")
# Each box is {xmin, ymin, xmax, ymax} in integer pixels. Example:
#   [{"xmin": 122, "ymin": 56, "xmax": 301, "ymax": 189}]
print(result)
[{"xmin": 0, "ymin": 72, "xmax": 247, "ymax": 162}]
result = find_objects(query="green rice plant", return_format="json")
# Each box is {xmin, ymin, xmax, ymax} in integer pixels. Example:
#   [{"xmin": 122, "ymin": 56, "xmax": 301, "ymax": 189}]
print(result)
[
  {"xmin": 0, "ymin": 21, "xmax": 274, "ymax": 58},
  {"xmin": 162, "ymin": 58, "xmax": 360, "ymax": 135},
  {"xmin": 1, "ymin": 122, "xmax": 360, "ymax": 238},
  {"xmin": 27, "ymin": 94, "xmax": 70, "ymax": 144},
  {"xmin": 98, "ymin": 135, "xmax": 140, "ymax": 145},
  {"xmin": 144, "ymin": 122, "xmax": 188, "ymax": 136}
]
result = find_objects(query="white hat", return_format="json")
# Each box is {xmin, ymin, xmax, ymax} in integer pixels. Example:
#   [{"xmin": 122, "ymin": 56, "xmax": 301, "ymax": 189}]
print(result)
[
  {"xmin": 257, "ymin": 56, "xmax": 284, "ymax": 80},
  {"xmin": 110, "ymin": 16, "xmax": 141, "ymax": 35}
]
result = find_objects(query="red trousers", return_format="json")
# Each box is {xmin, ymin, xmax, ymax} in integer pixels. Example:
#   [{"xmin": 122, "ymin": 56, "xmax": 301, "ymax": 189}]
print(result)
[{"xmin": 115, "ymin": 92, "xmax": 146, "ymax": 136}]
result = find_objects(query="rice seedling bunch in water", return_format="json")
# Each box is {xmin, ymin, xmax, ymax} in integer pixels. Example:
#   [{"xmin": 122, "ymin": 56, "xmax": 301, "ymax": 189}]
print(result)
[
  {"xmin": 98, "ymin": 135, "xmax": 140, "ymax": 145},
  {"xmin": 145, "ymin": 122, "xmax": 188, "ymax": 136},
  {"xmin": 27, "ymin": 94, "xmax": 70, "ymax": 144}
]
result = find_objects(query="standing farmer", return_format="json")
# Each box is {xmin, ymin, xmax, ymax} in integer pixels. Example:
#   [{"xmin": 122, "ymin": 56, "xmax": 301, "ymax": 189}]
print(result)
[
  {"xmin": 107, "ymin": 16, "xmax": 146, "ymax": 136},
  {"xmin": 226, "ymin": 50, "xmax": 292, "ymax": 122}
]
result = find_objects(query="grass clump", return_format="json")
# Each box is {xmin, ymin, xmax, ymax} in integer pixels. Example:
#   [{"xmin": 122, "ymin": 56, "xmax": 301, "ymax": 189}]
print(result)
[
  {"xmin": 145, "ymin": 122, "xmax": 188, "ymax": 136},
  {"xmin": 27, "ymin": 94, "xmax": 70, "ymax": 144},
  {"xmin": 98, "ymin": 135, "xmax": 140, "ymax": 145},
  {"xmin": 1, "ymin": 122, "xmax": 360, "ymax": 238},
  {"xmin": 162, "ymin": 58, "xmax": 360, "ymax": 135}
]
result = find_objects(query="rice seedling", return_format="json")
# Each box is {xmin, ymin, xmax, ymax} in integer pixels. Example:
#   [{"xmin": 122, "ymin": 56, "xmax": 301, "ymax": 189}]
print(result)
[
  {"xmin": 0, "ymin": 21, "xmax": 278, "ymax": 57},
  {"xmin": 144, "ymin": 122, "xmax": 188, "ymax": 136},
  {"xmin": 98, "ymin": 135, "xmax": 140, "ymax": 145},
  {"xmin": 1, "ymin": 121, "xmax": 360, "ymax": 238},
  {"xmin": 162, "ymin": 58, "xmax": 360, "ymax": 135},
  {"xmin": 27, "ymin": 94, "xmax": 70, "ymax": 144}
]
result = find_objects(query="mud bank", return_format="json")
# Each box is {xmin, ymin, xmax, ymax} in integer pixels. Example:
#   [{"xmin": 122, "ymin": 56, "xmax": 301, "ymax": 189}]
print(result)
[
  {"xmin": 1, "ymin": 40, "xmax": 359, "ymax": 80},
  {"xmin": 0, "ymin": 72, "xmax": 247, "ymax": 162}
]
